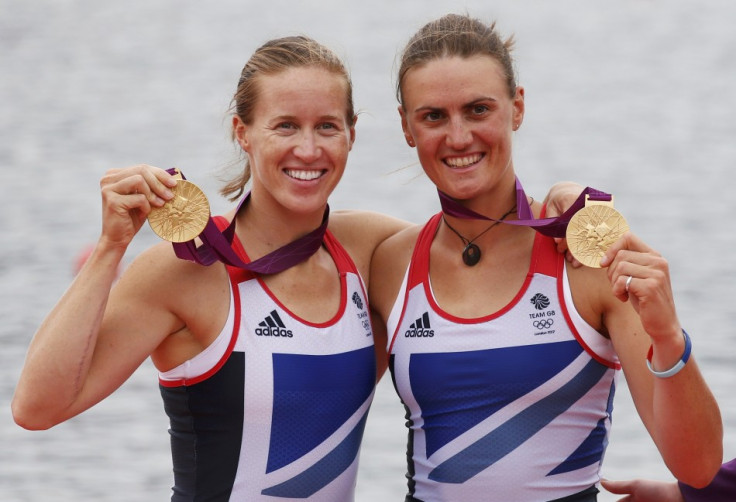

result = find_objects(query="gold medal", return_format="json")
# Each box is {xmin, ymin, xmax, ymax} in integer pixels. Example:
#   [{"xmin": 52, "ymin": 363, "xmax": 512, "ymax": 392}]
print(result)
[
  {"xmin": 566, "ymin": 195, "xmax": 629, "ymax": 268},
  {"xmin": 148, "ymin": 169, "xmax": 210, "ymax": 243}
]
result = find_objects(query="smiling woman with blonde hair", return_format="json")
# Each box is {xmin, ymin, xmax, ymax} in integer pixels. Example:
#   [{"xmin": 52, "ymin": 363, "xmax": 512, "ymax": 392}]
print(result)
[{"xmin": 12, "ymin": 35, "xmax": 407, "ymax": 501}]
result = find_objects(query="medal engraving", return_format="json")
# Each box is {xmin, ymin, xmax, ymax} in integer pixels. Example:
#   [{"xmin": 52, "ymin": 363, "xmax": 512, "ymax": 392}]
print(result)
[
  {"xmin": 566, "ymin": 196, "xmax": 629, "ymax": 268},
  {"xmin": 148, "ymin": 179, "xmax": 210, "ymax": 243}
]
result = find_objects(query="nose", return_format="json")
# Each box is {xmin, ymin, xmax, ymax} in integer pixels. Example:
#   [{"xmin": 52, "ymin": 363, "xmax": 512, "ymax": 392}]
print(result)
[
  {"xmin": 445, "ymin": 118, "xmax": 473, "ymax": 150},
  {"xmin": 293, "ymin": 131, "xmax": 321, "ymax": 163}
]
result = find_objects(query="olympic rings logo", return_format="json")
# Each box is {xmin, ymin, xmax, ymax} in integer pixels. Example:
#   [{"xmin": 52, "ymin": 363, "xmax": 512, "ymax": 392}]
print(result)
[{"xmin": 533, "ymin": 319, "xmax": 554, "ymax": 329}]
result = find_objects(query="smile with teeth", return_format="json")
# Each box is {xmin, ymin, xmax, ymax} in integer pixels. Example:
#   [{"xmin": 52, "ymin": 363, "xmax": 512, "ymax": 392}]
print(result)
[
  {"xmin": 444, "ymin": 153, "xmax": 484, "ymax": 168},
  {"xmin": 285, "ymin": 169, "xmax": 325, "ymax": 181}
]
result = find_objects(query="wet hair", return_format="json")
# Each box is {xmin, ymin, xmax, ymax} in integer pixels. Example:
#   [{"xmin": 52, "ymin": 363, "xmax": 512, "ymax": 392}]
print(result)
[
  {"xmin": 396, "ymin": 13, "xmax": 517, "ymax": 107},
  {"xmin": 221, "ymin": 36, "xmax": 355, "ymax": 201}
]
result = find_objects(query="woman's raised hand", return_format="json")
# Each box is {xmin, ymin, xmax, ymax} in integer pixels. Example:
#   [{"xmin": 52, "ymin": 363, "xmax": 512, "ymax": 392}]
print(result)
[{"xmin": 98, "ymin": 164, "xmax": 176, "ymax": 248}]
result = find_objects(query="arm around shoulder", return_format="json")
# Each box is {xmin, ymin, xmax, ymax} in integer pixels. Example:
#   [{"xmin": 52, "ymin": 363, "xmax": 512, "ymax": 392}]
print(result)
[
  {"xmin": 329, "ymin": 210, "xmax": 410, "ymax": 281},
  {"xmin": 368, "ymin": 225, "xmax": 420, "ymax": 343}
]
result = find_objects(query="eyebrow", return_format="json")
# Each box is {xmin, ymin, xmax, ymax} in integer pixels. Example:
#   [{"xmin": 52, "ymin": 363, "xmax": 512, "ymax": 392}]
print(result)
[
  {"xmin": 412, "ymin": 96, "xmax": 497, "ymax": 114},
  {"xmin": 270, "ymin": 114, "xmax": 343, "ymax": 122}
]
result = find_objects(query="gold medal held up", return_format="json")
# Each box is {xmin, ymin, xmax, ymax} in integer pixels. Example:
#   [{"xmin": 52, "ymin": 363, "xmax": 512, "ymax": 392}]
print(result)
[
  {"xmin": 566, "ymin": 195, "xmax": 629, "ymax": 268},
  {"xmin": 148, "ymin": 168, "xmax": 210, "ymax": 243}
]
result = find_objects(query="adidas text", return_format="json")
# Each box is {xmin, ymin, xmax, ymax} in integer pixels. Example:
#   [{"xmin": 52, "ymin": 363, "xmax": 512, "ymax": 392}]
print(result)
[
  {"xmin": 404, "ymin": 327, "xmax": 434, "ymax": 338},
  {"xmin": 255, "ymin": 326, "xmax": 293, "ymax": 337}
]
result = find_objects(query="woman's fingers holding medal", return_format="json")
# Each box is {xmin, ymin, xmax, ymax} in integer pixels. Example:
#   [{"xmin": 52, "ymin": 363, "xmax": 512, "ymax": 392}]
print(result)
[
  {"xmin": 102, "ymin": 164, "xmax": 176, "ymax": 208},
  {"xmin": 100, "ymin": 165, "xmax": 176, "ymax": 241},
  {"xmin": 599, "ymin": 232, "xmax": 675, "ymax": 319}
]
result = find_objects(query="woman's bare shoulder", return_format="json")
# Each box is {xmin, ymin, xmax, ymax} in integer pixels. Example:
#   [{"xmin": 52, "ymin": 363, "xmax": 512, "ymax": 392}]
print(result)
[{"xmin": 117, "ymin": 241, "xmax": 227, "ymax": 307}]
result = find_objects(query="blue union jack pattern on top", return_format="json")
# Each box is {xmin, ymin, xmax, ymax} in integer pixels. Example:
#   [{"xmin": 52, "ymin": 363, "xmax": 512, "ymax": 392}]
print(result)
[
  {"xmin": 387, "ymin": 213, "xmax": 620, "ymax": 502},
  {"xmin": 159, "ymin": 220, "xmax": 375, "ymax": 501}
]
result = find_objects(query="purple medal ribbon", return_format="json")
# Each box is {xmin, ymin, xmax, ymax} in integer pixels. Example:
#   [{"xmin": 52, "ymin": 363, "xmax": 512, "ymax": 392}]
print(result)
[
  {"xmin": 169, "ymin": 170, "xmax": 329, "ymax": 275},
  {"xmin": 438, "ymin": 177, "xmax": 610, "ymax": 237}
]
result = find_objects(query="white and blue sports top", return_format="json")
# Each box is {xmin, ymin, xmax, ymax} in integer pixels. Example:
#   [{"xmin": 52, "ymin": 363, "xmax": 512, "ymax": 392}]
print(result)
[
  {"xmin": 159, "ymin": 219, "xmax": 376, "ymax": 501},
  {"xmin": 387, "ymin": 212, "xmax": 620, "ymax": 502}
]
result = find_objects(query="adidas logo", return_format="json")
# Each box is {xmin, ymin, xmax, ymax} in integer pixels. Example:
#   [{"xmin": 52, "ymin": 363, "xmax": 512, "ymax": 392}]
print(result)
[
  {"xmin": 255, "ymin": 310, "xmax": 293, "ymax": 338},
  {"xmin": 404, "ymin": 312, "xmax": 434, "ymax": 338}
]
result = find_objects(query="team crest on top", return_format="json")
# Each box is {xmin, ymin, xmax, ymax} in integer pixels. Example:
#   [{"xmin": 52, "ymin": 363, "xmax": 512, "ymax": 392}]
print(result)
[
  {"xmin": 528, "ymin": 294, "xmax": 557, "ymax": 336},
  {"xmin": 352, "ymin": 291, "xmax": 364, "ymax": 311},
  {"xmin": 352, "ymin": 291, "xmax": 371, "ymax": 336},
  {"xmin": 530, "ymin": 293, "xmax": 550, "ymax": 311}
]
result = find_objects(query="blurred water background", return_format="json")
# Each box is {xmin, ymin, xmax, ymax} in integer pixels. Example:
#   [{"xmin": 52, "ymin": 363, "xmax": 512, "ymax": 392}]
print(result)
[{"xmin": 2, "ymin": 1, "xmax": 736, "ymax": 500}]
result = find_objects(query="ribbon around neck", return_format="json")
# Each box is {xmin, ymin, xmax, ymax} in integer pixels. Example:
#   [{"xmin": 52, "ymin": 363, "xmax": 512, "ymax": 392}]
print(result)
[
  {"xmin": 438, "ymin": 177, "xmax": 610, "ymax": 238},
  {"xmin": 169, "ymin": 170, "xmax": 329, "ymax": 275}
]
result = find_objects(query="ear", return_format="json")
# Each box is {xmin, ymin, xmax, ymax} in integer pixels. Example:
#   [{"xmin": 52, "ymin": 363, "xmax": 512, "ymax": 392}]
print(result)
[
  {"xmin": 398, "ymin": 105, "xmax": 415, "ymax": 148},
  {"xmin": 348, "ymin": 115, "xmax": 357, "ymax": 151},
  {"xmin": 233, "ymin": 116, "xmax": 250, "ymax": 152},
  {"xmin": 512, "ymin": 86, "xmax": 525, "ymax": 131}
]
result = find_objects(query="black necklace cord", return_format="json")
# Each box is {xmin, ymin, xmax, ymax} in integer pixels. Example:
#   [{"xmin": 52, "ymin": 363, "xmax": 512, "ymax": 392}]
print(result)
[{"xmin": 441, "ymin": 203, "xmax": 517, "ymax": 266}]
